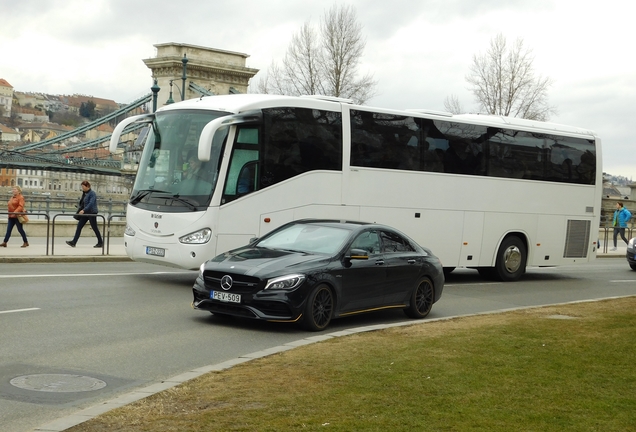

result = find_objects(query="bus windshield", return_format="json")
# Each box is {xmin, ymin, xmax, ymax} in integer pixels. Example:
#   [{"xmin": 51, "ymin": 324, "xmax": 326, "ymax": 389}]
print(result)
[{"xmin": 130, "ymin": 109, "xmax": 229, "ymax": 211}]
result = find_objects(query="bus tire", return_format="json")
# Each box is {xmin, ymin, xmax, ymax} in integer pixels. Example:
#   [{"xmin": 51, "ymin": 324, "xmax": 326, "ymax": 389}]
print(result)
[
  {"xmin": 494, "ymin": 236, "xmax": 527, "ymax": 281},
  {"xmin": 301, "ymin": 284, "xmax": 334, "ymax": 331},
  {"xmin": 443, "ymin": 267, "xmax": 455, "ymax": 277},
  {"xmin": 403, "ymin": 277, "xmax": 434, "ymax": 319}
]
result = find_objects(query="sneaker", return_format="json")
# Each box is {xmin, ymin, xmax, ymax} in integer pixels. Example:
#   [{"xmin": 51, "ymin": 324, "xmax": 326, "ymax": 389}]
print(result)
[
  {"xmin": 66, "ymin": 241, "xmax": 76, "ymax": 247},
  {"xmin": 94, "ymin": 243, "xmax": 103, "ymax": 248},
  {"xmin": 610, "ymin": 247, "xmax": 617, "ymax": 251}
]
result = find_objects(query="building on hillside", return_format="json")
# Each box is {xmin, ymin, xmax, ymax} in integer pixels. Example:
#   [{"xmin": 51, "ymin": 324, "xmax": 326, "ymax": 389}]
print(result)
[
  {"xmin": 0, "ymin": 123, "xmax": 20, "ymax": 142},
  {"xmin": 13, "ymin": 106, "xmax": 49, "ymax": 122},
  {"xmin": 0, "ymin": 78, "xmax": 13, "ymax": 117},
  {"xmin": 62, "ymin": 94, "xmax": 119, "ymax": 116},
  {"xmin": 0, "ymin": 168, "xmax": 17, "ymax": 187},
  {"xmin": 85, "ymin": 122, "xmax": 114, "ymax": 140}
]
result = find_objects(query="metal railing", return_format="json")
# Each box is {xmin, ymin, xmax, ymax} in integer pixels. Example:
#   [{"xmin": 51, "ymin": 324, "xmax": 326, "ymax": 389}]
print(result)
[
  {"xmin": 600, "ymin": 226, "xmax": 633, "ymax": 253},
  {"xmin": 0, "ymin": 212, "xmax": 50, "ymax": 254},
  {"xmin": 51, "ymin": 213, "xmax": 107, "ymax": 255}
]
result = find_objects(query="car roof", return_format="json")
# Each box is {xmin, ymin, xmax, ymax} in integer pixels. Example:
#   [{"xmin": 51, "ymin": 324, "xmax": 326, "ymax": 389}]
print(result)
[{"xmin": 291, "ymin": 219, "xmax": 393, "ymax": 231}]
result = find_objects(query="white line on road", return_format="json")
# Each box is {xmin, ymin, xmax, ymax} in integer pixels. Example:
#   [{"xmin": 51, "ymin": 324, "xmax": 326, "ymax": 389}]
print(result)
[
  {"xmin": 610, "ymin": 280, "xmax": 636, "ymax": 283},
  {"xmin": 0, "ymin": 307, "xmax": 41, "ymax": 315},
  {"xmin": 0, "ymin": 271, "xmax": 195, "ymax": 279}
]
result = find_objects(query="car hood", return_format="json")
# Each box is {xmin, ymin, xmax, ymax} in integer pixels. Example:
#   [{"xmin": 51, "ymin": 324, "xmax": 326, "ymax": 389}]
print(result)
[{"xmin": 204, "ymin": 247, "xmax": 330, "ymax": 277}]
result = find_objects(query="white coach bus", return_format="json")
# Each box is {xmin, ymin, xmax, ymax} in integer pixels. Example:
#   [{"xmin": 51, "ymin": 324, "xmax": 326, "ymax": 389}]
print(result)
[{"xmin": 109, "ymin": 94, "xmax": 601, "ymax": 281}]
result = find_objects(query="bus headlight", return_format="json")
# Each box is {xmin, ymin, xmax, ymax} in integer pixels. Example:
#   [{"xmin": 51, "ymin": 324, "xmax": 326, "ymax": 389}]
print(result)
[
  {"xmin": 124, "ymin": 224, "xmax": 136, "ymax": 236},
  {"xmin": 265, "ymin": 274, "xmax": 306, "ymax": 290},
  {"xmin": 180, "ymin": 228, "xmax": 212, "ymax": 244}
]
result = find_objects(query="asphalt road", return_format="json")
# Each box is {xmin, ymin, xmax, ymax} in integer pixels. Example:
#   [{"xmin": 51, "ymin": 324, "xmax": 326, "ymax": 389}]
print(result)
[{"xmin": 1, "ymin": 258, "xmax": 635, "ymax": 432}]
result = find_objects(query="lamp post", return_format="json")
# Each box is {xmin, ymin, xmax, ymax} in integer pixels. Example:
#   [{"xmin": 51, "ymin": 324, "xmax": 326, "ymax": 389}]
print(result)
[
  {"xmin": 181, "ymin": 53, "xmax": 188, "ymax": 101},
  {"xmin": 150, "ymin": 79, "xmax": 160, "ymax": 112},
  {"xmin": 165, "ymin": 80, "xmax": 175, "ymax": 105}
]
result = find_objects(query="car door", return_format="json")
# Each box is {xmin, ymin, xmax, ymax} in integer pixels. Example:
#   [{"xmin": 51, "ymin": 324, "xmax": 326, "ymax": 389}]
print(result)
[
  {"xmin": 379, "ymin": 230, "xmax": 423, "ymax": 305},
  {"xmin": 338, "ymin": 230, "xmax": 387, "ymax": 312}
]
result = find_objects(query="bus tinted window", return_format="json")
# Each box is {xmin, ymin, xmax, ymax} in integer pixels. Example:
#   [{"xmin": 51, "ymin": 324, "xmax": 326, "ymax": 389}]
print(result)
[
  {"xmin": 350, "ymin": 110, "xmax": 596, "ymax": 185},
  {"xmin": 261, "ymin": 108, "xmax": 342, "ymax": 187}
]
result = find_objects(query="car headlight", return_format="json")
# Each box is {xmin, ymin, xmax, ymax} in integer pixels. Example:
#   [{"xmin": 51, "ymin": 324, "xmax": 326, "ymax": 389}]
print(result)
[
  {"xmin": 124, "ymin": 224, "xmax": 136, "ymax": 236},
  {"xmin": 265, "ymin": 274, "xmax": 306, "ymax": 290},
  {"xmin": 628, "ymin": 238, "xmax": 636, "ymax": 251},
  {"xmin": 180, "ymin": 228, "xmax": 212, "ymax": 244}
]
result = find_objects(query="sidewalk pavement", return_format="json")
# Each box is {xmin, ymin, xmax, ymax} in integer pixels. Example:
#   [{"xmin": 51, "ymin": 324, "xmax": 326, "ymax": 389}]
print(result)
[
  {"xmin": 0, "ymin": 237, "xmax": 627, "ymax": 264},
  {"xmin": 0, "ymin": 236, "xmax": 130, "ymax": 263}
]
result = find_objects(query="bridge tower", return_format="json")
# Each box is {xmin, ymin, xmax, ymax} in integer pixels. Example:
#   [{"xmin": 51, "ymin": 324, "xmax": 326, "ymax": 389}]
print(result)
[{"xmin": 143, "ymin": 43, "xmax": 259, "ymax": 107}]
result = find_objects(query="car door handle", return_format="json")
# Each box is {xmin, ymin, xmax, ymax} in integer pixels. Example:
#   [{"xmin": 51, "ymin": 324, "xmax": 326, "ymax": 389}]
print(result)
[
  {"xmin": 408, "ymin": 259, "xmax": 416, "ymax": 264},
  {"xmin": 375, "ymin": 260, "xmax": 385, "ymax": 266}
]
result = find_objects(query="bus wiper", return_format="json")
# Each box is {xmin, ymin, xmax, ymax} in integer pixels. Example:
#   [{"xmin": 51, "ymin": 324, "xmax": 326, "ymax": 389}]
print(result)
[
  {"xmin": 169, "ymin": 195, "xmax": 199, "ymax": 211},
  {"xmin": 129, "ymin": 189, "xmax": 153, "ymax": 205},
  {"xmin": 129, "ymin": 189, "xmax": 171, "ymax": 205}
]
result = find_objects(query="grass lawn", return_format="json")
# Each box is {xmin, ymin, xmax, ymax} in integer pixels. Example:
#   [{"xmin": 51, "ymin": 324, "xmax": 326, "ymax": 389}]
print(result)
[{"xmin": 68, "ymin": 297, "xmax": 636, "ymax": 432}]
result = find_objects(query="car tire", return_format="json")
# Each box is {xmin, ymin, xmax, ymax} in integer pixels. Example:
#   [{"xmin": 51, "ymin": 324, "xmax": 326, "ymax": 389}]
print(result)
[
  {"xmin": 301, "ymin": 284, "xmax": 334, "ymax": 331},
  {"xmin": 403, "ymin": 277, "xmax": 434, "ymax": 319},
  {"xmin": 630, "ymin": 264, "xmax": 636, "ymax": 271},
  {"xmin": 493, "ymin": 236, "xmax": 527, "ymax": 281}
]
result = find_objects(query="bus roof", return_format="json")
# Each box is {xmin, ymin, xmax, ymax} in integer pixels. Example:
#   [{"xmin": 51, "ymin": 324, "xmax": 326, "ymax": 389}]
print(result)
[{"xmin": 157, "ymin": 94, "xmax": 597, "ymax": 138}]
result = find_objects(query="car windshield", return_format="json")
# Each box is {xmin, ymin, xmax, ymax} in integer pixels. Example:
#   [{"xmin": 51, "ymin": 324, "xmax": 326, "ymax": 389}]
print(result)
[{"xmin": 257, "ymin": 224, "xmax": 351, "ymax": 255}]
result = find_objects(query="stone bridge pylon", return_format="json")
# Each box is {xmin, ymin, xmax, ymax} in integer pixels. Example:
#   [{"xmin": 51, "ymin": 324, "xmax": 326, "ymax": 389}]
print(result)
[{"xmin": 143, "ymin": 42, "xmax": 259, "ymax": 107}]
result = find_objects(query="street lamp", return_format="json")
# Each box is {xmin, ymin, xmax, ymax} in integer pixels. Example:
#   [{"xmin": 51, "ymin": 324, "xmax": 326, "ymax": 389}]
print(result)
[
  {"xmin": 181, "ymin": 53, "xmax": 188, "ymax": 101},
  {"xmin": 165, "ymin": 80, "xmax": 176, "ymax": 105},
  {"xmin": 150, "ymin": 79, "xmax": 160, "ymax": 112}
]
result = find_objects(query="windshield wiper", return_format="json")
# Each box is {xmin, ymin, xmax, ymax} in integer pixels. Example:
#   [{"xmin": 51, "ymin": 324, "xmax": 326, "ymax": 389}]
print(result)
[
  {"xmin": 129, "ymin": 189, "xmax": 172, "ymax": 205},
  {"xmin": 169, "ymin": 195, "xmax": 199, "ymax": 211}
]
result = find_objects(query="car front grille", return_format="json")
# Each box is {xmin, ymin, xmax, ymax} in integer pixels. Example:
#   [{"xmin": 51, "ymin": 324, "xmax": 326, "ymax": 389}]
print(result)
[{"xmin": 202, "ymin": 270, "xmax": 263, "ymax": 294}]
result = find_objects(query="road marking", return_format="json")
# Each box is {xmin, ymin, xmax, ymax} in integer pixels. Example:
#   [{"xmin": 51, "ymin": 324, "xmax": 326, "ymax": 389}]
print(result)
[
  {"xmin": 0, "ymin": 307, "xmax": 40, "ymax": 315},
  {"xmin": 610, "ymin": 280, "xmax": 636, "ymax": 283},
  {"xmin": 0, "ymin": 271, "xmax": 195, "ymax": 279}
]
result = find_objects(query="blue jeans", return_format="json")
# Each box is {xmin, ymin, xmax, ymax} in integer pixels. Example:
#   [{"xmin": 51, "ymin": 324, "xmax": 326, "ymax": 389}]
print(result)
[
  {"xmin": 71, "ymin": 216, "xmax": 103, "ymax": 245},
  {"xmin": 3, "ymin": 217, "xmax": 28, "ymax": 243}
]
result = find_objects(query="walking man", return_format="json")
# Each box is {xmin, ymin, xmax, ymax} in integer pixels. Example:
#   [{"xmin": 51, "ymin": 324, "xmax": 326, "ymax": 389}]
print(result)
[{"xmin": 66, "ymin": 180, "xmax": 103, "ymax": 248}]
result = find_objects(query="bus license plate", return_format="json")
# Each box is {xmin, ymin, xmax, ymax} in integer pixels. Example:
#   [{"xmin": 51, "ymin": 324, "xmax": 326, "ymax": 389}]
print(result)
[
  {"xmin": 146, "ymin": 246, "xmax": 165, "ymax": 257},
  {"xmin": 211, "ymin": 291, "xmax": 241, "ymax": 303}
]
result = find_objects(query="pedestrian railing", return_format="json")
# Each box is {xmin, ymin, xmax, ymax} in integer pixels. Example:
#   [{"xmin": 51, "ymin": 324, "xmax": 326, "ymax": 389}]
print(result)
[
  {"xmin": 51, "ymin": 213, "xmax": 106, "ymax": 255},
  {"xmin": 0, "ymin": 212, "xmax": 50, "ymax": 255}
]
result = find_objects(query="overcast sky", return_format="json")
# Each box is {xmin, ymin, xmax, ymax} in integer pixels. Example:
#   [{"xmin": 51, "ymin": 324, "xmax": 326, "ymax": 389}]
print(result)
[{"xmin": 2, "ymin": 0, "xmax": 634, "ymax": 180}]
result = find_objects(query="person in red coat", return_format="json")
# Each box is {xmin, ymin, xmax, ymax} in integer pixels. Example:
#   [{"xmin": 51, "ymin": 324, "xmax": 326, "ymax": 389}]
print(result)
[{"xmin": 1, "ymin": 185, "xmax": 29, "ymax": 248}]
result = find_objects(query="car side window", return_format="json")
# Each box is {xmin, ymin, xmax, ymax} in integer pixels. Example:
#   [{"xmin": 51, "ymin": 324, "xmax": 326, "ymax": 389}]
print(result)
[
  {"xmin": 350, "ymin": 231, "xmax": 381, "ymax": 255},
  {"xmin": 380, "ymin": 230, "xmax": 415, "ymax": 253}
]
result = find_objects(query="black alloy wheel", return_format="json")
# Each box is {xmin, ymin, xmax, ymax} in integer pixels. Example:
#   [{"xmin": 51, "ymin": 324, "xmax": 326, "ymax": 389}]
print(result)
[
  {"xmin": 404, "ymin": 277, "xmax": 434, "ymax": 319},
  {"xmin": 302, "ymin": 284, "xmax": 334, "ymax": 331}
]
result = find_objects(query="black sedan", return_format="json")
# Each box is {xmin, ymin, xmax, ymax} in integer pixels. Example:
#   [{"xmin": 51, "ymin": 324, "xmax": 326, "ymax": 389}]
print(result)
[
  {"xmin": 627, "ymin": 238, "xmax": 636, "ymax": 270},
  {"xmin": 192, "ymin": 219, "xmax": 444, "ymax": 331}
]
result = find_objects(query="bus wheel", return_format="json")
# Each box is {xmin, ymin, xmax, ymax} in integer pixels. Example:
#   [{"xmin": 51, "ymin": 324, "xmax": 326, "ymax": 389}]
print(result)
[
  {"xmin": 494, "ymin": 236, "xmax": 527, "ymax": 281},
  {"xmin": 404, "ymin": 277, "xmax": 434, "ymax": 319},
  {"xmin": 301, "ymin": 284, "xmax": 334, "ymax": 331}
]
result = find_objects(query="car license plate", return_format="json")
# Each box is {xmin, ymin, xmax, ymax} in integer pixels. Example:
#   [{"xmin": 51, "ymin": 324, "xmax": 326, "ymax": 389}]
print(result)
[
  {"xmin": 211, "ymin": 291, "xmax": 241, "ymax": 303},
  {"xmin": 146, "ymin": 246, "xmax": 165, "ymax": 257}
]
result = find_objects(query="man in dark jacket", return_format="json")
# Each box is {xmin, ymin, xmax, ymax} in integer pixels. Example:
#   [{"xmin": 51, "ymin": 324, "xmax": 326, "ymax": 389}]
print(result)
[{"xmin": 66, "ymin": 180, "xmax": 103, "ymax": 248}]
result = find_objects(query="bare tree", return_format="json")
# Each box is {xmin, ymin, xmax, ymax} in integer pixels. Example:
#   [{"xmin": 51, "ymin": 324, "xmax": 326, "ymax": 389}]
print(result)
[
  {"xmin": 443, "ymin": 94, "xmax": 464, "ymax": 114},
  {"xmin": 255, "ymin": 4, "xmax": 376, "ymax": 104},
  {"xmin": 466, "ymin": 33, "xmax": 555, "ymax": 121}
]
